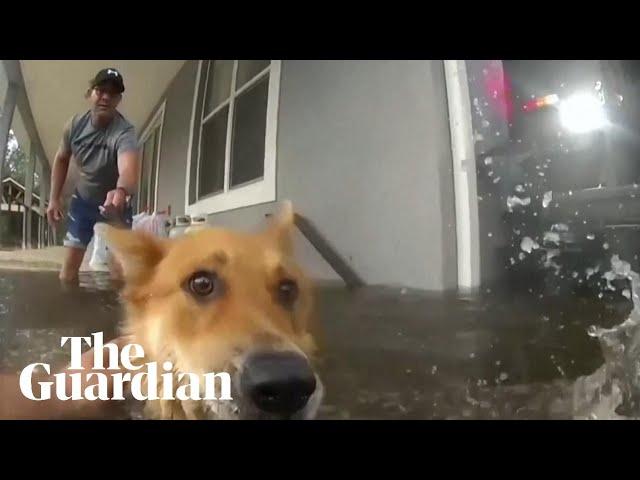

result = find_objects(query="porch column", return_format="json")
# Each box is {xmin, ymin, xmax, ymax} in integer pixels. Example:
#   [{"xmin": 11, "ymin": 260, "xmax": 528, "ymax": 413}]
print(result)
[
  {"xmin": 23, "ymin": 140, "xmax": 35, "ymax": 249},
  {"xmin": 0, "ymin": 82, "xmax": 18, "ymax": 187},
  {"xmin": 35, "ymin": 159, "xmax": 43, "ymax": 248},
  {"xmin": 444, "ymin": 60, "xmax": 481, "ymax": 292}
]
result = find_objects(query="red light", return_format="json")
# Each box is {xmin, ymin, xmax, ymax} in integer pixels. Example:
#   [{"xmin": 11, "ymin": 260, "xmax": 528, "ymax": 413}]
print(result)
[{"xmin": 522, "ymin": 94, "xmax": 559, "ymax": 112}]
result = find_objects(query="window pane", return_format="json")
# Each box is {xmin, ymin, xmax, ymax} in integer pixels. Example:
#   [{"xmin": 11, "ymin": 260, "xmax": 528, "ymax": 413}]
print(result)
[
  {"xmin": 204, "ymin": 60, "xmax": 233, "ymax": 116},
  {"xmin": 148, "ymin": 129, "xmax": 160, "ymax": 212},
  {"xmin": 32, "ymin": 170, "xmax": 40, "ymax": 196},
  {"xmin": 139, "ymin": 129, "xmax": 157, "ymax": 212},
  {"xmin": 230, "ymin": 76, "xmax": 269, "ymax": 188},
  {"xmin": 138, "ymin": 149, "xmax": 149, "ymax": 212},
  {"xmin": 199, "ymin": 107, "xmax": 228, "ymax": 198},
  {"xmin": 236, "ymin": 60, "xmax": 270, "ymax": 89},
  {"xmin": 189, "ymin": 65, "xmax": 208, "ymax": 205}
]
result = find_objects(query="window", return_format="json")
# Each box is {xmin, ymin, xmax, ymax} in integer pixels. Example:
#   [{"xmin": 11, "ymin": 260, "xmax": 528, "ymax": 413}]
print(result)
[
  {"xmin": 136, "ymin": 101, "xmax": 165, "ymax": 214},
  {"xmin": 186, "ymin": 60, "xmax": 281, "ymax": 215}
]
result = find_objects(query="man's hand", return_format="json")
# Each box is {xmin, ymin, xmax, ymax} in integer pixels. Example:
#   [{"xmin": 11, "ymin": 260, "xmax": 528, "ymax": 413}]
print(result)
[
  {"xmin": 0, "ymin": 335, "xmax": 135, "ymax": 420},
  {"xmin": 46, "ymin": 198, "xmax": 64, "ymax": 226},
  {"xmin": 101, "ymin": 187, "xmax": 127, "ymax": 220},
  {"xmin": 104, "ymin": 187, "xmax": 127, "ymax": 210}
]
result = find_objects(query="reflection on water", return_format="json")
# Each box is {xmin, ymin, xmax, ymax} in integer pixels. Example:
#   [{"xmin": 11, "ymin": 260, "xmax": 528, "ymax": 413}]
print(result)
[
  {"xmin": 0, "ymin": 267, "xmax": 637, "ymax": 419},
  {"xmin": 0, "ymin": 271, "xmax": 121, "ymax": 373}
]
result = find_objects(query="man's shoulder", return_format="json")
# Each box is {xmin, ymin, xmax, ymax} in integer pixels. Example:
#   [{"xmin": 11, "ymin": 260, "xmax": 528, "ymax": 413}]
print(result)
[
  {"xmin": 113, "ymin": 112, "xmax": 135, "ymax": 134},
  {"xmin": 67, "ymin": 110, "xmax": 90, "ymax": 131}
]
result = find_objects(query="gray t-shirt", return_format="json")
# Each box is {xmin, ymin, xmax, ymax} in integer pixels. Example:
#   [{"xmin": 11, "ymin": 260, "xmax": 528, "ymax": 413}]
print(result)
[{"xmin": 60, "ymin": 110, "xmax": 138, "ymax": 204}]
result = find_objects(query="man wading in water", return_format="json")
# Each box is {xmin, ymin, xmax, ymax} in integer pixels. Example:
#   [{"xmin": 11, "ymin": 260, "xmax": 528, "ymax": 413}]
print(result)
[{"xmin": 47, "ymin": 68, "xmax": 139, "ymax": 283}]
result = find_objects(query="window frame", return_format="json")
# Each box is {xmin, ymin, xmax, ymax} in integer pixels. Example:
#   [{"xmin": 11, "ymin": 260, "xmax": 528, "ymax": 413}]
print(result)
[
  {"xmin": 185, "ymin": 60, "xmax": 281, "ymax": 216},
  {"xmin": 137, "ymin": 100, "xmax": 166, "ymax": 214}
]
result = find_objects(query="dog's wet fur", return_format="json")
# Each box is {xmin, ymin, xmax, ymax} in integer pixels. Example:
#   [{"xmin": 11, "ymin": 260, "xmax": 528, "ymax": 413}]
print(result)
[{"xmin": 99, "ymin": 201, "xmax": 323, "ymax": 420}]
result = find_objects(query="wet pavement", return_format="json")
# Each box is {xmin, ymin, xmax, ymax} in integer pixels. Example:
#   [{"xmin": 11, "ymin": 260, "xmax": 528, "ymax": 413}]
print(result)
[{"xmin": 0, "ymin": 267, "xmax": 634, "ymax": 420}]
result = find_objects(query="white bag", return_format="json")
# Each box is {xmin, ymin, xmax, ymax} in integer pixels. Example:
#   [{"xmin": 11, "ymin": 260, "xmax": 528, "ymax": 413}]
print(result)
[
  {"xmin": 89, "ymin": 226, "xmax": 110, "ymax": 271},
  {"xmin": 132, "ymin": 212, "xmax": 169, "ymax": 237}
]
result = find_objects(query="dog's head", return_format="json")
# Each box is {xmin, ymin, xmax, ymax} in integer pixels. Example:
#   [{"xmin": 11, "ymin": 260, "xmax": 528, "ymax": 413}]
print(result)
[{"xmin": 99, "ymin": 201, "xmax": 323, "ymax": 420}]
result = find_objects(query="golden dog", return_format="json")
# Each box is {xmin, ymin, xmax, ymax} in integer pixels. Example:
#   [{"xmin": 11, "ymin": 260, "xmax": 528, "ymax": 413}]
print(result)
[{"xmin": 98, "ymin": 201, "xmax": 323, "ymax": 420}]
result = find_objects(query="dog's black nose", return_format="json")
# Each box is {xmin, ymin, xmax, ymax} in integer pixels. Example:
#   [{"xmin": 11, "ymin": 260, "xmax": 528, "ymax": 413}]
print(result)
[{"xmin": 240, "ymin": 351, "xmax": 316, "ymax": 415}]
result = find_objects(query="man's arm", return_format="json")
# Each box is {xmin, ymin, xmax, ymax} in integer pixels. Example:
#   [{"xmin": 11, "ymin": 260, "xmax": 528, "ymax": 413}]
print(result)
[
  {"xmin": 103, "ymin": 129, "xmax": 139, "ymax": 212},
  {"xmin": 116, "ymin": 149, "xmax": 139, "ymax": 196},
  {"xmin": 47, "ymin": 118, "xmax": 73, "ymax": 226},
  {"xmin": 50, "ymin": 146, "xmax": 71, "ymax": 204},
  {"xmin": 0, "ymin": 336, "xmax": 133, "ymax": 420}
]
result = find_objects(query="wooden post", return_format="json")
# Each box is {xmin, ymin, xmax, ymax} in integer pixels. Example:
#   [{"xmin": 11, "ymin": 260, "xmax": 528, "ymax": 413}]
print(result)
[{"xmin": 23, "ymin": 140, "xmax": 35, "ymax": 249}]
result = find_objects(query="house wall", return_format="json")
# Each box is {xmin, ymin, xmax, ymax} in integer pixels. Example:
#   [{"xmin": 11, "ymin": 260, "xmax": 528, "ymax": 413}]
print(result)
[{"xmin": 145, "ymin": 60, "xmax": 458, "ymax": 291}]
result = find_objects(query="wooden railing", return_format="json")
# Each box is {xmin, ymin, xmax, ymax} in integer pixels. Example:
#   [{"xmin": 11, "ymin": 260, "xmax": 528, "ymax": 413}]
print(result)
[{"xmin": 267, "ymin": 212, "xmax": 365, "ymax": 289}]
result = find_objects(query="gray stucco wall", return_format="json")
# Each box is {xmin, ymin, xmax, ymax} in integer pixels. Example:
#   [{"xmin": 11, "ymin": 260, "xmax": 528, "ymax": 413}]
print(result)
[
  {"xmin": 148, "ymin": 60, "xmax": 198, "ymax": 215},
  {"xmin": 147, "ymin": 60, "xmax": 457, "ymax": 291}
]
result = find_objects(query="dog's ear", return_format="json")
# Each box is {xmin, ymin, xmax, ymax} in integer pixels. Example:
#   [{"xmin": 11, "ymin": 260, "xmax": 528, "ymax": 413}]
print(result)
[
  {"xmin": 264, "ymin": 200, "xmax": 295, "ymax": 254},
  {"xmin": 96, "ymin": 223, "xmax": 167, "ymax": 284}
]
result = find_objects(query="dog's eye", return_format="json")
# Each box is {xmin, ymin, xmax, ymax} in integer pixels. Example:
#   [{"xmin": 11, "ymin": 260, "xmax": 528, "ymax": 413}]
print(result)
[
  {"xmin": 277, "ymin": 279, "xmax": 299, "ymax": 308},
  {"xmin": 188, "ymin": 271, "xmax": 219, "ymax": 298}
]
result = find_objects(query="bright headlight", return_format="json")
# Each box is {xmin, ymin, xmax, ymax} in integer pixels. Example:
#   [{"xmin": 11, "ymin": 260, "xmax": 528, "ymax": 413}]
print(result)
[{"xmin": 558, "ymin": 92, "xmax": 608, "ymax": 134}]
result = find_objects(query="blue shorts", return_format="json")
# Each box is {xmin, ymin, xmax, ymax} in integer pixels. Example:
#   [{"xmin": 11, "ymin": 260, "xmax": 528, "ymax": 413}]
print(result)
[{"xmin": 63, "ymin": 192, "xmax": 133, "ymax": 250}]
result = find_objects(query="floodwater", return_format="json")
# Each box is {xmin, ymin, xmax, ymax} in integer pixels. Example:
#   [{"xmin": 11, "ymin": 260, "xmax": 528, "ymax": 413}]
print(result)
[{"xmin": 0, "ymin": 266, "xmax": 637, "ymax": 420}]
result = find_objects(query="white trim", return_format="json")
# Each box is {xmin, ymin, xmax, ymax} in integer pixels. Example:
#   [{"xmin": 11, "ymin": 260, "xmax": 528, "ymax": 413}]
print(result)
[
  {"xmin": 154, "ymin": 103, "xmax": 166, "ymax": 211},
  {"xmin": 202, "ymin": 98, "xmax": 231, "ymax": 125},
  {"xmin": 185, "ymin": 60, "xmax": 204, "ymax": 210},
  {"xmin": 185, "ymin": 60, "xmax": 281, "ymax": 216},
  {"xmin": 444, "ymin": 60, "xmax": 481, "ymax": 291},
  {"xmin": 223, "ymin": 61, "xmax": 239, "ymax": 193},
  {"xmin": 138, "ymin": 100, "xmax": 166, "ymax": 213},
  {"xmin": 235, "ymin": 66, "xmax": 270, "ymax": 96}
]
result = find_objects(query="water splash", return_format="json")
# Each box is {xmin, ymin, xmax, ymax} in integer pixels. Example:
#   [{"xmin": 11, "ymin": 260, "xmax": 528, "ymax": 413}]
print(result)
[
  {"xmin": 520, "ymin": 237, "xmax": 540, "ymax": 254},
  {"xmin": 574, "ymin": 254, "xmax": 640, "ymax": 419},
  {"xmin": 506, "ymin": 195, "xmax": 531, "ymax": 212},
  {"xmin": 543, "ymin": 232, "xmax": 561, "ymax": 246}
]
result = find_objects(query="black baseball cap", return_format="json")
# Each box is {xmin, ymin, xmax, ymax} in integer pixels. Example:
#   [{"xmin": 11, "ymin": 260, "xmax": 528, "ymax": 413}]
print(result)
[{"xmin": 91, "ymin": 68, "xmax": 125, "ymax": 93}]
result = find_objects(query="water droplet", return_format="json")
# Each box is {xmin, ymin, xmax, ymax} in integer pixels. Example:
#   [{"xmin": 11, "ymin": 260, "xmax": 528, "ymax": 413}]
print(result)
[
  {"xmin": 484, "ymin": 156, "xmax": 493, "ymax": 165},
  {"xmin": 587, "ymin": 233, "xmax": 595, "ymax": 240},
  {"xmin": 499, "ymin": 372, "xmax": 509, "ymax": 381},
  {"xmin": 488, "ymin": 232, "xmax": 493, "ymax": 237},
  {"xmin": 603, "ymin": 242, "xmax": 610, "ymax": 250}
]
